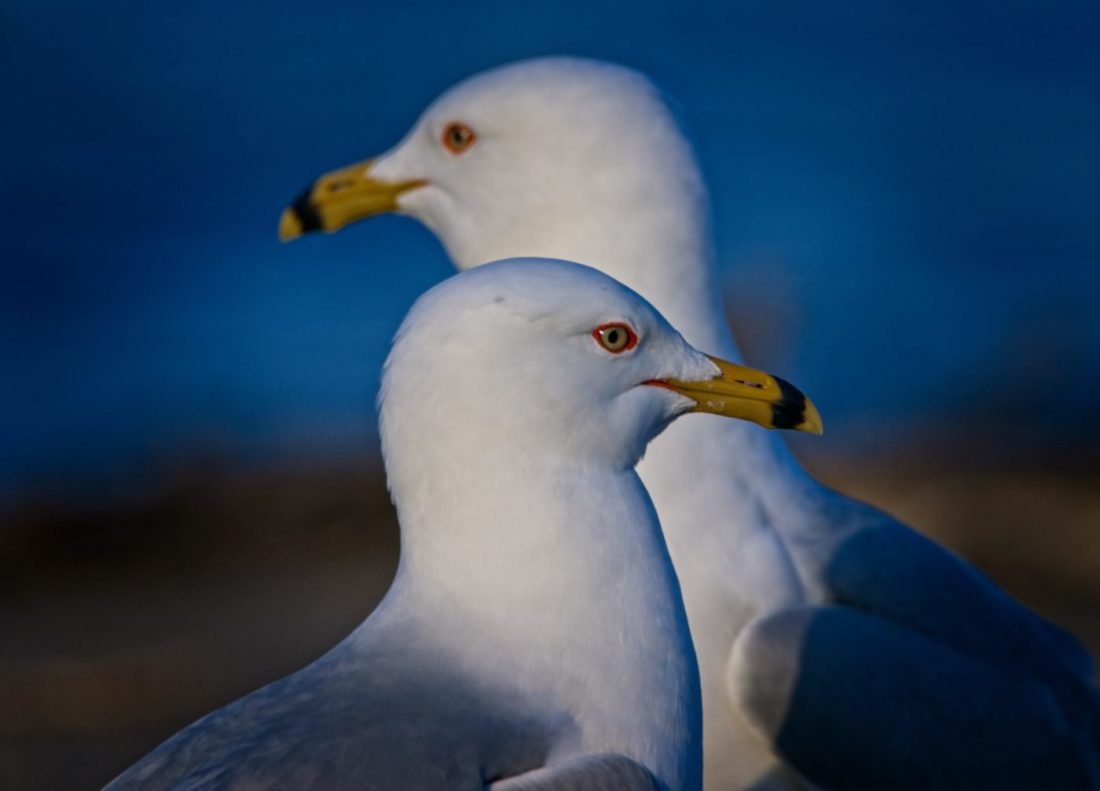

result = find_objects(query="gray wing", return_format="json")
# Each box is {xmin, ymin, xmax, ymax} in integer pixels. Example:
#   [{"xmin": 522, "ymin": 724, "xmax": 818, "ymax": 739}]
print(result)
[
  {"xmin": 812, "ymin": 502, "xmax": 1094, "ymax": 687},
  {"xmin": 102, "ymin": 670, "xmax": 479, "ymax": 791},
  {"xmin": 490, "ymin": 753, "xmax": 661, "ymax": 791},
  {"xmin": 104, "ymin": 639, "xmax": 559, "ymax": 791},
  {"xmin": 734, "ymin": 604, "xmax": 1100, "ymax": 790},
  {"xmin": 733, "ymin": 498, "xmax": 1100, "ymax": 790},
  {"xmin": 103, "ymin": 671, "xmax": 378, "ymax": 791}
]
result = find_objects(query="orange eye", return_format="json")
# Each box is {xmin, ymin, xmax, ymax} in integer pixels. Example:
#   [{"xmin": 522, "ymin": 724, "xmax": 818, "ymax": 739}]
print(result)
[
  {"xmin": 442, "ymin": 122, "xmax": 476, "ymax": 154},
  {"xmin": 593, "ymin": 323, "xmax": 638, "ymax": 354}
]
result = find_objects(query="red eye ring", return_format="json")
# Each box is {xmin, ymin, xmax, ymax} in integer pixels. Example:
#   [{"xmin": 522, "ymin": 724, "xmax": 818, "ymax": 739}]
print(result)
[
  {"xmin": 593, "ymin": 323, "xmax": 638, "ymax": 354},
  {"xmin": 442, "ymin": 122, "xmax": 476, "ymax": 154}
]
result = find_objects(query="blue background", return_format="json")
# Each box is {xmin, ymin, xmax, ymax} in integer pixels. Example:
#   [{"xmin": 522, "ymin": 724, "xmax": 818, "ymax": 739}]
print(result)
[{"xmin": 3, "ymin": 1, "xmax": 1098, "ymax": 499}]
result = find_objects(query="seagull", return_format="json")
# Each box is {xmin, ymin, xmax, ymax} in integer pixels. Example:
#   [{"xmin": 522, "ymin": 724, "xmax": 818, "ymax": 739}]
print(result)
[
  {"xmin": 280, "ymin": 57, "xmax": 1100, "ymax": 789},
  {"xmin": 104, "ymin": 258, "xmax": 822, "ymax": 791}
]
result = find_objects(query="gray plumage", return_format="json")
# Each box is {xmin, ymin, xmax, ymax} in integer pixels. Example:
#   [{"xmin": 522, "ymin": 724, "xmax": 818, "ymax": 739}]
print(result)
[{"xmin": 732, "ymin": 498, "xmax": 1100, "ymax": 790}]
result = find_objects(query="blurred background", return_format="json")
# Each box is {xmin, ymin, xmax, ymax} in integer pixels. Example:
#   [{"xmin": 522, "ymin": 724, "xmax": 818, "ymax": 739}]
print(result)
[{"xmin": 2, "ymin": 1, "xmax": 1098, "ymax": 787}]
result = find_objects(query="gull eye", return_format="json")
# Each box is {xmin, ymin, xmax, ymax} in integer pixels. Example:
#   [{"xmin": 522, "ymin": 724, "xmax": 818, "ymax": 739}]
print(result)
[
  {"xmin": 442, "ymin": 122, "xmax": 476, "ymax": 154},
  {"xmin": 593, "ymin": 322, "xmax": 638, "ymax": 354}
]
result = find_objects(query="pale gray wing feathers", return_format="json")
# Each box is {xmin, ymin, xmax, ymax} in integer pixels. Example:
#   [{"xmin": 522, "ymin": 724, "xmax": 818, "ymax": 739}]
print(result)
[
  {"xmin": 735, "ymin": 605, "xmax": 1100, "ymax": 790},
  {"xmin": 490, "ymin": 754, "xmax": 662, "ymax": 791},
  {"xmin": 814, "ymin": 499, "xmax": 1094, "ymax": 689},
  {"xmin": 734, "ymin": 494, "xmax": 1100, "ymax": 789}
]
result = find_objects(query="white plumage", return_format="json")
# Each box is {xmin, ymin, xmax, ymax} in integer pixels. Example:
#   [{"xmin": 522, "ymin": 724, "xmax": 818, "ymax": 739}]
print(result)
[
  {"xmin": 284, "ymin": 57, "xmax": 1100, "ymax": 789},
  {"xmin": 108, "ymin": 259, "xmax": 728, "ymax": 790}
]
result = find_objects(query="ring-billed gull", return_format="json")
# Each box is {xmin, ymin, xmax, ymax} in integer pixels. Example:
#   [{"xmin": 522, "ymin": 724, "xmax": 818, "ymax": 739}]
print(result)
[
  {"xmin": 281, "ymin": 57, "xmax": 1099, "ymax": 789},
  {"xmin": 105, "ymin": 258, "xmax": 821, "ymax": 790}
]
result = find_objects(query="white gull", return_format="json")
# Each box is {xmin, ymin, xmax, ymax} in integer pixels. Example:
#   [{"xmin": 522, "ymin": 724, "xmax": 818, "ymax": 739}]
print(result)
[{"xmin": 106, "ymin": 257, "xmax": 820, "ymax": 790}]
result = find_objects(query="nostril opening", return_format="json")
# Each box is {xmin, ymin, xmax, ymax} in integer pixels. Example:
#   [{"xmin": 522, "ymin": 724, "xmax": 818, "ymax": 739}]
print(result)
[{"xmin": 327, "ymin": 179, "xmax": 353, "ymax": 193}]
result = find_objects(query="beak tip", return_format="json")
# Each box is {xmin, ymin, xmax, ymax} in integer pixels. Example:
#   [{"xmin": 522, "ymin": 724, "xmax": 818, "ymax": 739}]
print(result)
[
  {"xmin": 278, "ymin": 209, "xmax": 304, "ymax": 242},
  {"xmin": 799, "ymin": 402, "xmax": 825, "ymax": 435}
]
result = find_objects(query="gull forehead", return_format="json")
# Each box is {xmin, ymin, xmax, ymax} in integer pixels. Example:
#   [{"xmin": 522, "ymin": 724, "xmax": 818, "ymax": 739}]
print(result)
[
  {"xmin": 429, "ymin": 56, "xmax": 655, "ymax": 117},
  {"xmin": 414, "ymin": 257, "xmax": 660, "ymax": 326},
  {"xmin": 408, "ymin": 55, "xmax": 674, "ymax": 169}
]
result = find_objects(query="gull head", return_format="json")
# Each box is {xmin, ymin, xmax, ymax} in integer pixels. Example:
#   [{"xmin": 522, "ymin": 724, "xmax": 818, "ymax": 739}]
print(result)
[
  {"xmin": 379, "ymin": 259, "xmax": 821, "ymax": 491},
  {"xmin": 280, "ymin": 57, "xmax": 707, "ymax": 273}
]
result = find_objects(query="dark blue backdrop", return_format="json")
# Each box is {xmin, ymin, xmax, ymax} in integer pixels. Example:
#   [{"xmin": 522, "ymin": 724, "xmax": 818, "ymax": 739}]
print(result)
[{"xmin": 3, "ymin": 1, "xmax": 1098, "ymax": 498}]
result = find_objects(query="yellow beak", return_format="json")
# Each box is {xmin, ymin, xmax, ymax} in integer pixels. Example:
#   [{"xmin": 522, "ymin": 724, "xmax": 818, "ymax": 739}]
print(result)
[
  {"xmin": 279, "ymin": 159, "xmax": 425, "ymax": 242},
  {"xmin": 656, "ymin": 355, "xmax": 823, "ymax": 434}
]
